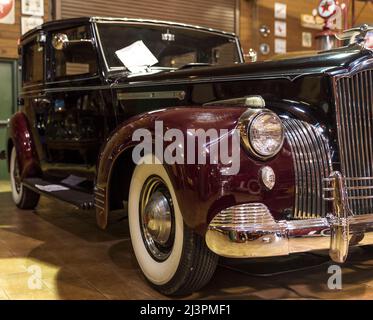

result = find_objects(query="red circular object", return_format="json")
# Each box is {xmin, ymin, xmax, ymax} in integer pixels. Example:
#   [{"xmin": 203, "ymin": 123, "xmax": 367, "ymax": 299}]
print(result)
[
  {"xmin": 317, "ymin": 0, "xmax": 337, "ymax": 19},
  {"xmin": 0, "ymin": 0, "xmax": 13, "ymax": 20}
]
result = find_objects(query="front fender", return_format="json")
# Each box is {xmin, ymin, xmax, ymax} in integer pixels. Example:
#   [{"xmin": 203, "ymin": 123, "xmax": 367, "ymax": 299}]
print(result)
[
  {"xmin": 96, "ymin": 107, "xmax": 295, "ymax": 234},
  {"xmin": 8, "ymin": 112, "xmax": 41, "ymax": 179}
]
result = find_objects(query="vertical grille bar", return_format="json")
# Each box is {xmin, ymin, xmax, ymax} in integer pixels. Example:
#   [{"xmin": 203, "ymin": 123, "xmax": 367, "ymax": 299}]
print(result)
[
  {"xmin": 284, "ymin": 119, "xmax": 332, "ymax": 218},
  {"xmin": 335, "ymin": 69, "xmax": 373, "ymax": 214}
]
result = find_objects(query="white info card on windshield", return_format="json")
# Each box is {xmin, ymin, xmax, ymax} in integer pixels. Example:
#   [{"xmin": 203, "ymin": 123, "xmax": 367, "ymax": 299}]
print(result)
[{"xmin": 115, "ymin": 40, "xmax": 158, "ymax": 73}]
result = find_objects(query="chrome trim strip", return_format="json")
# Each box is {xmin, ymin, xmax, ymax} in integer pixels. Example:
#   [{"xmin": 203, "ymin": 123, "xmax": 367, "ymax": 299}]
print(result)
[
  {"xmin": 91, "ymin": 17, "xmax": 236, "ymax": 37},
  {"xmin": 117, "ymin": 91, "xmax": 186, "ymax": 101},
  {"xmin": 204, "ymin": 95, "xmax": 265, "ymax": 108},
  {"xmin": 285, "ymin": 218, "xmax": 329, "ymax": 230},
  {"xmin": 94, "ymin": 193, "xmax": 105, "ymax": 200},
  {"xmin": 325, "ymin": 185, "xmax": 373, "ymax": 190},
  {"xmin": 283, "ymin": 118, "xmax": 332, "ymax": 218},
  {"xmin": 20, "ymin": 72, "xmax": 323, "ymax": 96},
  {"xmin": 94, "ymin": 198, "xmax": 105, "ymax": 205},
  {"xmin": 329, "ymin": 171, "xmax": 350, "ymax": 263},
  {"xmin": 325, "ymin": 176, "xmax": 373, "ymax": 181},
  {"xmin": 94, "ymin": 204, "xmax": 105, "ymax": 210},
  {"xmin": 209, "ymin": 203, "xmax": 278, "ymax": 229}
]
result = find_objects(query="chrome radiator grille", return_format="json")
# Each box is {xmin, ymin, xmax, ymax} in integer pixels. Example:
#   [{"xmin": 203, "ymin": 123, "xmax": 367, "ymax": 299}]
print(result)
[
  {"xmin": 335, "ymin": 69, "xmax": 373, "ymax": 215},
  {"xmin": 284, "ymin": 119, "xmax": 332, "ymax": 219}
]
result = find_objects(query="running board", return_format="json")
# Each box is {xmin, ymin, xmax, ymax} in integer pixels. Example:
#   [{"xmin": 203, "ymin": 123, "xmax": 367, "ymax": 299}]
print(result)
[{"xmin": 23, "ymin": 177, "xmax": 95, "ymax": 210}]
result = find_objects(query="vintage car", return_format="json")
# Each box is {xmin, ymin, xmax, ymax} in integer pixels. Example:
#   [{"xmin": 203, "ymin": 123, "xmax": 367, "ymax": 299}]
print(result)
[{"xmin": 5, "ymin": 18, "xmax": 373, "ymax": 295}]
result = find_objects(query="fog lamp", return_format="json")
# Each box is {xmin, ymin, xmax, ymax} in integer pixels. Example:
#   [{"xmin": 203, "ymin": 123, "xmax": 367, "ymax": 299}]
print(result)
[{"xmin": 260, "ymin": 166, "xmax": 276, "ymax": 190}]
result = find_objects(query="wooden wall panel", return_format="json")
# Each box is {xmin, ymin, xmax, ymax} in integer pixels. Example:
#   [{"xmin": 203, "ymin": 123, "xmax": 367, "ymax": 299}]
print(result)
[
  {"xmin": 353, "ymin": 1, "xmax": 373, "ymax": 25},
  {"xmin": 61, "ymin": 0, "xmax": 236, "ymax": 33},
  {"xmin": 0, "ymin": 0, "xmax": 49, "ymax": 59},
  {"xmin": 240, "ymin": 0, "xmax": 373, "ymax": 61}
]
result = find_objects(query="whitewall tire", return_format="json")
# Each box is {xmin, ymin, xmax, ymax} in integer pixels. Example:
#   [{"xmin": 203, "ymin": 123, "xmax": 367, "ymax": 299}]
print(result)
[
  {"xmin": 10, "ymin": 147, "xmax": 40, "ymax": 210},
  {"xmin": 128, "ymin": 154, "xmax": 218, "ymax": 295}
]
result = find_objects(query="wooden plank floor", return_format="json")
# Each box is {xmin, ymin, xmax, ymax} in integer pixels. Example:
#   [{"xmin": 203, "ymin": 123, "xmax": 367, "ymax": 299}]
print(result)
[{"xmin": 1, "ymin": 180, "xmax": 373, "ymax": 300}]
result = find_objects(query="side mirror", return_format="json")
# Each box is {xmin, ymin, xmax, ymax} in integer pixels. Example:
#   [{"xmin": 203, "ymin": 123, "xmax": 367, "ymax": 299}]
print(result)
[{"xmin": 52, "ymin": 33, "xmax": 94, "ymax": 51}]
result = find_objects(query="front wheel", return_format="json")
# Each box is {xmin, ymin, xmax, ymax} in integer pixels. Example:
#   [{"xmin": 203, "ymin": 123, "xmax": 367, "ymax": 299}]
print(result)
[
  {"xmin": 10, "ymin": 147, "xmax": 40, "ymax": 210},
  {"xmin": 128, "ymin": 154, "xmax": 218, "ymax": 296}
]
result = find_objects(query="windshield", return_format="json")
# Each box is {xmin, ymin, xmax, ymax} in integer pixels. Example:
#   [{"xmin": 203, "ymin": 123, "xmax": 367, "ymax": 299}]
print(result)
[{"xmin": 97, "ymin": 23, "xmax": 241, "ymax": 70}]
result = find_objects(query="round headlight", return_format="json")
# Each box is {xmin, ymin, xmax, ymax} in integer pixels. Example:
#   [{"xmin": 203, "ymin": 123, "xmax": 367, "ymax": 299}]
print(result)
[{"xmin": 249, "ymin": 112, "xmax": 284, "ymax": 158}]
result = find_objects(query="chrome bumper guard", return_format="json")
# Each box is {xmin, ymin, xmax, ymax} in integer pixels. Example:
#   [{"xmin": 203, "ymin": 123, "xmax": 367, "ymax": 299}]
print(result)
[{"xmin": 205, "ymin": 171, "xmax": 373, "ymax": 263}]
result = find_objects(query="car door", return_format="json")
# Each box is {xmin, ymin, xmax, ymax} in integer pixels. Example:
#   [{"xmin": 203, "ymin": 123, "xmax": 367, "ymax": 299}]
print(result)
[{"xmin": 40, "ymin": 24, "xmax": 106, "ymax": 184}]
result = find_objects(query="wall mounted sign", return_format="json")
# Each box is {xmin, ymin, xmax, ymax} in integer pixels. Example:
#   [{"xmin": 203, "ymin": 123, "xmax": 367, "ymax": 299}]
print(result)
[
  {"xmin": 22, "ymin": 0, "xmax": 44, "ymax": 17},
  {"xmin": 274, "ymin": 2, "xmax": 287, "ymax": 20},
  {"xmin": 300, "ymin": 14, "xmax": 324, "ymax": 30},
  {"xmin": 317, "ymin": 0, "xmax": 337, "ymax": 19},
  {"xmin": 259, "ymin": 43, "xmax": 270, "ymax": 55},
  {"xmin": 21, "ymin": 16, "xmax": 43, "ymax": 35},
  {"xmin": 274, "ymin": 20, "xmax": 287, "ymax": 37},
  {"xmin": 302, "ymin": 32, "xmax": 313, "ymax": 47},
  {"xmin": 275, "ymin": 38, "xmax": 286, "ymax": 54},
  {"xmin": 0, "ymin": 0, "xmax": 15, "ymax": 24}
]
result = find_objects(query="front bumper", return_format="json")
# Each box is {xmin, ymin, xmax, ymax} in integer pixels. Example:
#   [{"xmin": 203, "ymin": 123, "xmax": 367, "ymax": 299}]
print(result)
[{"xmin": 205, "ymin": 171, "xmax": 373, "ymax": 263}]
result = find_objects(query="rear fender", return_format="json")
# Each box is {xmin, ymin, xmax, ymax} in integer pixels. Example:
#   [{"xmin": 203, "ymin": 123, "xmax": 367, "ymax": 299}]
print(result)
[{"xmin": 8, "ymin": 112, "xmax": 41, "ymax": 179}]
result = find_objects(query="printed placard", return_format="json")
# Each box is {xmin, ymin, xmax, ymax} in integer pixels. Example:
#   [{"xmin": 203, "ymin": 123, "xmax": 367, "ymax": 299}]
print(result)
[
  {"xmin": 302, "ymin": 32, "xmax": 313, "ymax": 48},
  {"xmin": 275, "ymin": 38, "xmax": 287, "ymax": 54},
  {"xmin": 274, "ymin": 2, "xmax": 287, "ymax": 19},
  {"xmin": 22, "ymin": 0, "xmax": 44, "ymax": 17},
  {"xmin": 275, "ymin": 20, "xmax": 287, "ymax": 38},
  {"xmin": 116, "ymin": 40, "xmax": 158, "ymax": 73},
  {"xmin": 21, "ymin": 16, "xmax": 44, "ymax": 35}
]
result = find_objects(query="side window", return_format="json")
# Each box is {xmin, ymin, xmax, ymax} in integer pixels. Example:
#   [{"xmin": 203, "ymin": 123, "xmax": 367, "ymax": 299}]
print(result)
[
  {"xmin": 51, "ymin": 25, "xmax": 97, "ymax": 81},
  {"xmin": 23, "ymin": 40, "xmax": 44, "ymax": 85}
]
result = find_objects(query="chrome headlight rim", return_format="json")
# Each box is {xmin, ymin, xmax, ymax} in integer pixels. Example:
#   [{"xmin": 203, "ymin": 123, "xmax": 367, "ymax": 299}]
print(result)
[{"xmin": 238, "ymin": 109, "xmax": 285, "ymax": 160}]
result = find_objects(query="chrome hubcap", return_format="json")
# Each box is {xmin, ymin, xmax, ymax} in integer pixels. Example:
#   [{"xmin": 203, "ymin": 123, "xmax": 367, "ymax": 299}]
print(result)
[
  {"xmin": 144, "ymin": 191, "xmax": 172, "ymax": 245},
  {"xmin": 139, "ymin": 176, "xmax": 175, "ymax": 261}
]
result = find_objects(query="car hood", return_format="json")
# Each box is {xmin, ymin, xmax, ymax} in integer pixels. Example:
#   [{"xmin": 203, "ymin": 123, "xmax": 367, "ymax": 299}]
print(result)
[{"xmin": 114, "ymin": 46, "xmax": 373, "ymax": 84}]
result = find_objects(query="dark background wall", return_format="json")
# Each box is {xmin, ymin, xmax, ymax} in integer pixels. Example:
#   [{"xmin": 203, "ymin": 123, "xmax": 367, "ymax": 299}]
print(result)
[{"xmin": 0, "ymin": 0, "xmax": 49, "ymax": 59}]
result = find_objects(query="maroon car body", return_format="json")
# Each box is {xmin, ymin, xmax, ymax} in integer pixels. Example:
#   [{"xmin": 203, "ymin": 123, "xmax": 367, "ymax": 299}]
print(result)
[{"xmin": 6, "ymin": 18, "xmax": 373, "ymax": 295}]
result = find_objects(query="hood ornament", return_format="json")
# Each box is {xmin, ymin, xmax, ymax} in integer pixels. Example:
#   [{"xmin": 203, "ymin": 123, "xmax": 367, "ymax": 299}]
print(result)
[{"xmin": 336, "ymin": 24, "xmax": 373, "ymax": 49}]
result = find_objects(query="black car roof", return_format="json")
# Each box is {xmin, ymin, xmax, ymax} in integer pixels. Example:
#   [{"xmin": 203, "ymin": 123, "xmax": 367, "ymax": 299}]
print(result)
[{"xmin": 21, "ymin": 16, "xmax": 236, "ymax": 41}]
